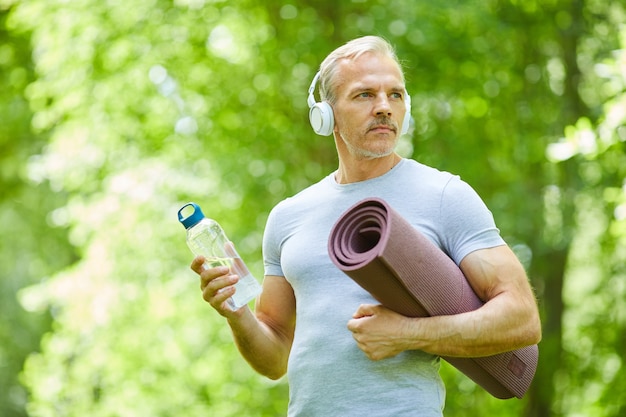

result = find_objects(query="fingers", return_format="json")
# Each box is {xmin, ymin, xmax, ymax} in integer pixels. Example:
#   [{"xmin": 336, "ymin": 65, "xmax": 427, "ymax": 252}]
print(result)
[
  {"xmin": 347, "ymin": 304, "xmax": 378, "ymax": 334},
  {"xmin": 203, "ymin": 271, "xmax": 240, "ymax": 316},
  {"xmin": 347, "ymin": 316, "xmax": 384, "ymax": 361},
  {"xmin": 202, "ymin": 273, "xmax": 238, "ymax": 305},
  {"xmin": 190, "ymin": 255, "xmax": 206, "ymax": 274},
  {"xmin": 190, "ymin": 255, "xmax": 239, "ymax": 316},
  {"xmin": 347, "ymin": 304, "xmax": 401, "ymax": 361},
  {"xmin": 352, "ymin": 303, "xmax": 377, "ymax": 319}
]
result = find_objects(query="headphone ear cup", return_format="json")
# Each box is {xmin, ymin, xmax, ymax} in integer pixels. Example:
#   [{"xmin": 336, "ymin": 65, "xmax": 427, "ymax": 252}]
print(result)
[
  {"xmin": 401, "ymin": 92, "xmax": 411, "ymax": 135},
  {"xmin": 309, "ymin": 102, "xmax": 334, "ymax": 136}
]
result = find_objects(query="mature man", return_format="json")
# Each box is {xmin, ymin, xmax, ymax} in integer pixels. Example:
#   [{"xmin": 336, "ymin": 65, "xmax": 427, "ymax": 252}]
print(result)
[{"xmin": 191, "ymin": 36, "xmax": 541, "ymax": 416}]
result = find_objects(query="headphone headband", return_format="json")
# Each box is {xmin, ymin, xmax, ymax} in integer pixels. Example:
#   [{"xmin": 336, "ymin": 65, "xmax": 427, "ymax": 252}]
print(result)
[{"xmin": 307, "ymin": 71, "xmax": 321, "ymax": 108}]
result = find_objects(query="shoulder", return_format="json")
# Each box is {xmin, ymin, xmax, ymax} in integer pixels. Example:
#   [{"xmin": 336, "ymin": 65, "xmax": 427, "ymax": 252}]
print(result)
[
  {"xmin": 270, "ymin": 174, "xmax": 332, "ymax": 216},
  {"xmin": 400, "ymin": 158, "xmax": 455, "ymax": 181},
  {"xmin": 266, "ymin": 173, "xmax": 337, "ymax": 232},
  {"xmin": 397, "ymin": 158, "xmax": 485, "ymax": 208},
  {"xmin": 396, "ymin": 159, "xmax": 458, "ymax": 197}
]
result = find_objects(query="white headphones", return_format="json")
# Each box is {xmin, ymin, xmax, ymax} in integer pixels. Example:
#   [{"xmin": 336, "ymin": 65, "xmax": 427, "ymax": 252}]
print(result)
[{"xmin": 307, "ymin": 71, "xmax": 412, "ymax": 137}]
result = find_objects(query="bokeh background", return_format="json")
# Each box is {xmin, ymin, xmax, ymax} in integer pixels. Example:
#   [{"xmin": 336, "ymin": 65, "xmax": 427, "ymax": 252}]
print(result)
[{"xmin": 1, "ymin": 0, "xmax": 625, "ymax": 416}]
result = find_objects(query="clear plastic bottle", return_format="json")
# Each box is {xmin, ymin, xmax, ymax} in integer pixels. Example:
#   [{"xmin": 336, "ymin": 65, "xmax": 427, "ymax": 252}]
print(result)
[{"xmin": 177, "ymin": 202, "xmax": 262, "ymax": 310}]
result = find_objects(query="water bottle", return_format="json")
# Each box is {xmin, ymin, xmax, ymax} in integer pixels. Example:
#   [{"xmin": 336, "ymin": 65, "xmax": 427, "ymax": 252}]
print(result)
[{"xmin": 177, "ymin": 202, "xmax": 262, "ymax": 310}]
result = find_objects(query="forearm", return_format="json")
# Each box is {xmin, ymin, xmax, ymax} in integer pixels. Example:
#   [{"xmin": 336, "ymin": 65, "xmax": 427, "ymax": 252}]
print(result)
[
  {"xmin": 349, "ymin": 285, "xmax": 541, "ymax": 361},
  {"xmin": 404, "ymin": 293, "xmax": 541, "ymax": 357},
  {"xmin": 193, "ymin": 262, "xmax": 295, "ymax": 379},
  {"xmin": 226, "ymin": 308, "xmax": 291, "ymax": 380}
]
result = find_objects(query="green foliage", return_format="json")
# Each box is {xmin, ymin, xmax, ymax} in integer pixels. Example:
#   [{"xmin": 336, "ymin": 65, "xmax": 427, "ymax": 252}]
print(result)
[
  {"xmin": 555, "ymin": 32, "xmax": 626, "ymax": 416},
  {"xmin": 0, "ymin": 4, "xmax": 76, "ymax": 416},
  {"xmin": 0, "ymin": 0, "xmax": 625, "ymax": 416}
]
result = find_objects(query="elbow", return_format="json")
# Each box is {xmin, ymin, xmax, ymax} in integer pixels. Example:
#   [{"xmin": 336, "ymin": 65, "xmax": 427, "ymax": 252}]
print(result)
[
  {"xmin": 509, "ymin": 307, "xmax": 542, "ymax": 349},
  {"xmin": 531, "ymin": 319, "xmax": 542, "ymax": 345},
  {"xmin": 524, "ymin": 312, "xmax": 542, "ymax": 346},
  {"xmin": 518, "ymin": 295, "xmax": 542, "ymax": 346},
  {"xmin": 260, "ymin": 366, "xmax": 287, "ymax": 381},
  {"xmin": 523, "ymin": 327, "xmax": 542, "ymax": 348},
  {"xmin": 507, "ymin": 320, "xmax": 541, "ymax": 353},
  {"xmin": 266, "ymin": 371, "xmax": 286, "ymax": 381},
  {"xmin": 251, "ymin": 360, "xmax": 287, "ymax": 381}
]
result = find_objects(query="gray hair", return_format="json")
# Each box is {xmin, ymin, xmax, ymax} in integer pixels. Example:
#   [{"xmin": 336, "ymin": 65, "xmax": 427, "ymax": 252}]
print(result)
[{"xmin": 318, "ymin": 36, "xmax": 404, "ymax": 105}]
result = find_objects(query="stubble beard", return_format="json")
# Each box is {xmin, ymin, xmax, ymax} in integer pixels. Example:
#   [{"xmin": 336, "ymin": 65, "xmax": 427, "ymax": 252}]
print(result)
[{"xmin": 338, "ymin": 131, "xmax": 397, "ymax": 160}]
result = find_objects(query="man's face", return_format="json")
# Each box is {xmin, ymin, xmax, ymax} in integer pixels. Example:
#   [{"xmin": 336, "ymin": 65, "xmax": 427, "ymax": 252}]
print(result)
[{"xmin": 331, "ymin": 52, "xmax": 407, "ymax": 159}]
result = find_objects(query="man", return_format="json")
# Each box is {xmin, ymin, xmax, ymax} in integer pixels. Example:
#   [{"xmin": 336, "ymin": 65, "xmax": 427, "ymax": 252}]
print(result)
[{"xmin": 191, "ymin": 36, "xmax": 541, "ymax": 416}]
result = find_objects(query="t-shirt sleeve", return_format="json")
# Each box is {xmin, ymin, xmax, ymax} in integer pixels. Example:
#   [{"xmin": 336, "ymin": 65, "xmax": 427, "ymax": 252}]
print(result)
[
  {"xmin": 439, "ymin": 176, "xmax": 505, "ymax": 265},
  {"xmin": 262, "ymin": 205, "xmax": 285, "ymax": 277}
]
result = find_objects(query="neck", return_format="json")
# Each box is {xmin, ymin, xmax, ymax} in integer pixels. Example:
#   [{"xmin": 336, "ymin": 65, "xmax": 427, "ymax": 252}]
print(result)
[{"xmin": 334, "ymin": 153, "xmax": 401, "ymax": 184}]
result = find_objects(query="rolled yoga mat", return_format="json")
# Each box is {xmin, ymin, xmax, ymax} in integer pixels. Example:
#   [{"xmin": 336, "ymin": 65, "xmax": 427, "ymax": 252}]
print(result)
[{"xmin": 328, "ymin": 197, "xmax": 538, "ymax": 399}]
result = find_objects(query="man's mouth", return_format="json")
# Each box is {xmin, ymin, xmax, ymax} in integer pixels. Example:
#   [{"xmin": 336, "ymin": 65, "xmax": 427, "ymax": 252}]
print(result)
[{"xmin": 368, "ymin": 124, "xmax": 396, "ymax": 133}]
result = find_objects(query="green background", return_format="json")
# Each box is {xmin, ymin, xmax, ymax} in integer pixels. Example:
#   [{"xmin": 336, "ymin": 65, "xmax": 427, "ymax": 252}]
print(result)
[{"xmin": 1, "ymin": 0, "xmax": 625, "ymax": 416}]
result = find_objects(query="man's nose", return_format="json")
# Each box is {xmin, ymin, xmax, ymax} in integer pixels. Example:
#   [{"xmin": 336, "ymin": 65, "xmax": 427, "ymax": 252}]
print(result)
[{"xmin": 374, "ymin": 94, "xmax": 392, "ymax": 116}]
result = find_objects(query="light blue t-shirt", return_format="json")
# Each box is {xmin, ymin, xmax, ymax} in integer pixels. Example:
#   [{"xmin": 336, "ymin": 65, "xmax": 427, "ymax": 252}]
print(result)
[{"xmin": 263, "ymin": 158, "xmax": 505, "ymax": 416}]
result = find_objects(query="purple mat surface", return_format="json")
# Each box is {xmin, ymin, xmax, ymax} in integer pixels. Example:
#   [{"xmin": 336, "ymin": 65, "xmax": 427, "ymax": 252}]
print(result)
[{"xmin": 328, "ymin": 197, "xmax": 538, "ymax": 399}]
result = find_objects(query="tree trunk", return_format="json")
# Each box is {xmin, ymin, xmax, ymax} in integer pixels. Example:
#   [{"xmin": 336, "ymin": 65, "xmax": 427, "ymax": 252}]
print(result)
[{"xmin": 525, "ymin": 1, "xmax": 585, "ymax": 415}]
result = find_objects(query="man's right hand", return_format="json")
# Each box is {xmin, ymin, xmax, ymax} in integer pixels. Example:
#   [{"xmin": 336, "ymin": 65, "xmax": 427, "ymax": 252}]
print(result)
[{"xmin": 190, "ymin": 256, "xmax": 245, "ymax": 318}]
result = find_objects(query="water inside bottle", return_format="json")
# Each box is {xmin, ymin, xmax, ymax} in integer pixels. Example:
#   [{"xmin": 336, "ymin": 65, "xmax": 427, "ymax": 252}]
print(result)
[
  {"xmin": 203, "ymin": 256, "xmax": 235, "ymax": 269},
  {"xmin": 201, "ymin": 256, "xmax": 261, "ymax": 310}
]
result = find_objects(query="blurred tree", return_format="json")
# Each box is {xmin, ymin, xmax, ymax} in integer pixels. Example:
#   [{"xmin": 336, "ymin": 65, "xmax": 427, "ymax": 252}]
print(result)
[
  {"xmin": 0, "ymin": 4, "xmax": 76, "ymax": 417},
  {"xmin": 550, "ymin": 17, "xmax": 626, "ymax": 416},
  {"xmin": 0, "ymin": 0, "xmax": 624, "ymax": 416}
]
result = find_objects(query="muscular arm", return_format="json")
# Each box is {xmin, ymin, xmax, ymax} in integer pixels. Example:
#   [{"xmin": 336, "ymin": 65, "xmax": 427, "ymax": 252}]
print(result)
[
  {"xmin": 192, "ymin": 256, "xmax": 295, "ymax": 379},
  {"xmin": 347, "ymin": 245, "xmax": 541, "ymax": 359},
  {"xmin": 227, "ymin": 275, "xmax": 296, "ymax": 379}
]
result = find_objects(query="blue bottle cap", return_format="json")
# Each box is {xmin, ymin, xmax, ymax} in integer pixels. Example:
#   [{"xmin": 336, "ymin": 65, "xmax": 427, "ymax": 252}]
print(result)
[{"xmin": 177, "ymin": 202, "xmax": 205, "ymax": 229}]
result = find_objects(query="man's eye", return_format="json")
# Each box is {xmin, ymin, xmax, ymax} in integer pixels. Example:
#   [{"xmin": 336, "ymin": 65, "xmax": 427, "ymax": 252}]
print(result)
[
  {"xmin": 391, "ymin": 92, "xmax": 403, "ymax": 99},
  {"xmin": 358, "ymin": 92, "xmax": 371, "ymax": 98}
]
